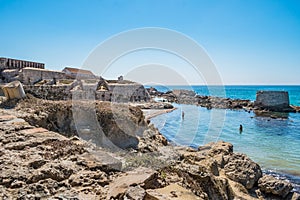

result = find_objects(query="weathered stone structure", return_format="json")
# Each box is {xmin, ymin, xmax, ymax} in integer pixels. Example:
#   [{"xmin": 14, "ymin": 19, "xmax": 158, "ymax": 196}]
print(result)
[
  {"xmin": 0, "ymin": 57, "xmax": 150, "ymax": 103},
  {"xmin": 0, "ymin": 57, "xmax": 44, "ymax": 70},
  {"xmin": 63, "ymin": 67, "xmax": 97, "ymax": 79},
  {"xmin": 0, "ymin": 57, "xmax": 45, "ymax": 83},
  {"xmin": 21, "ymin": 67, "xmax": 67, "ymax": 85},
  {"xmin": 23, "ymin": 79, "xmax": 150, "ymax": 102},
  {"xmin": 254, "ymin": 91, "xmax": 292, "ymax": 112}
]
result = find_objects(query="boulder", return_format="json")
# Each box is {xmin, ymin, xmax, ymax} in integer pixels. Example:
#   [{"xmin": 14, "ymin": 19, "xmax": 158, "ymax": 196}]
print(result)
[
  {"xmin": 173, "ymin": 163, "xmax": 234, "ymax": 200},
  {"xmin": 206, "ymin": 141, "xmax": 233, "ymax": 157},
  {"xmin": 258, "ymin": 175, "xmax": 293, "ymax": 198},
  {"xmin": 107, "ymin": 167, "xmax": 157, "ymax": 199},
  {"xmin": 125, "ymin": 186, "xmax": 146, "ymax": 200},
  {"xmin": 224, "ymin": 153, "xmax": 262, "ymax": 189}
]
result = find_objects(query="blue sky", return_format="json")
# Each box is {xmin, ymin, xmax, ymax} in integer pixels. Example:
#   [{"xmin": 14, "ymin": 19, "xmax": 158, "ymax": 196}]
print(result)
[{"xmin": 0, "ymin": 0, "xmax": 300, "ymax": 85}]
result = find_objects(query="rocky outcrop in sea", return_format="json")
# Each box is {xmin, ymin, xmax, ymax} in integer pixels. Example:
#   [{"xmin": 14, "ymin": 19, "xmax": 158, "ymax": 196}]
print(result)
[{"xmin": 147, "ymin": 87, "xmax": 300, "ymax": 115}]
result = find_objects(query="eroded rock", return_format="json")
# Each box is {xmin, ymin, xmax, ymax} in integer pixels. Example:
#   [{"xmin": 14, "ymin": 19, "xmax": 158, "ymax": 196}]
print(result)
[
  {"xmin": 258, "ymin": 175, "xmax": 293, "ymax": 198},
  {"xmin": 224, "ymin": 153, "xmax": 262, "ymax": 189}
]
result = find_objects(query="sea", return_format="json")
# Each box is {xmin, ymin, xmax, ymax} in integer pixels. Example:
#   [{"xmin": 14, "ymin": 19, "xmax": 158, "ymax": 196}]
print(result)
[{"xmin": 148, "ymin": 85, "xmax": 300, "ymax": 192}]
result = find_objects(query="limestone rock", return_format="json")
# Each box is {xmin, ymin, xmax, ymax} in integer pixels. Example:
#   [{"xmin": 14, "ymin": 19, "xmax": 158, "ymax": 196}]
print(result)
[
  {"xmin": 145, "ymin": 184, "xmax": 202, "ymax": 200},
  {"xmin": 258, "ymin": 175, "xmax": 293, "ymax": 198},
  {"xmin": 125, "ymin": 186, "xmax": 146, "ymax": 200},
  {"xmin": 206, "ymin": 141, "xmax": 233, "ymax": 157},
  {"xmin": 174, "ymin": 163, "xmax": 234, "ymax": 200},
  {"xmin": 107, "ymin": 167, "xmax": 157, "ymax": 199},
  {"xmin": 224, "ymin": 153, "xmax": 262, "ymax": 189}
]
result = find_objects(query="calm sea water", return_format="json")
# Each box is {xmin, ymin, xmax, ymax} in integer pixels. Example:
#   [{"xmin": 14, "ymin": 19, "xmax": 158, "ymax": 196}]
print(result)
[
  {"xmin": 149, "ymin": 85, "xmax": 300, "ymax": 106},
  {"xmin": 149, "ymin": 85, "xmax": 300, "ymax": 192}
]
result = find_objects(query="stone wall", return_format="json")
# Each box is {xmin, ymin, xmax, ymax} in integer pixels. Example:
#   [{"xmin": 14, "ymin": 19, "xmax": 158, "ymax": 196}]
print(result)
[
  {"xmin": 0, "ymin": 57, "xmax": 44, "ymax": 69},
  {"xmin": 107, "ymin": 83, "xmax": 150, "ymax": 102},
  {"xmin": 22, "ymin": 68, "xmax": 67, "ymax": 84},
  {"xmin": 24, "ymin": 81, "xmax": 150, "ymax": 102},
  {"xmin": 24, "ymin": 85, "xmax": 75, "ymax": 100},
  {"xmin": 254, "ymin": 91, "xmax": 290, "ymax": 111},
  {"xmin": 1, "ymin": 69, "xmax": 20, "ymax": 82}
]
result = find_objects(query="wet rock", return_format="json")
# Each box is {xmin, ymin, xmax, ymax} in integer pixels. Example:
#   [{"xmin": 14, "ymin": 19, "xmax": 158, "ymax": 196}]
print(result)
[
  {"xmin": 224, "ymin": 153, "xmax": 262, "ymax": 189},
  {"xmin": 258, "ymin": 175, "xmax": 293, "ymax": 198}
]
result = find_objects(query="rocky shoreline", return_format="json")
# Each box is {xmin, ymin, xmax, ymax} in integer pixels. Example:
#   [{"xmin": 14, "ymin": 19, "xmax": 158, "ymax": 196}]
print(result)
[
  {"xmin": 0, "ymin": 96, "xmax": 299, "ymax": 199},
  {"xmin": 147, "ymin": 87, "xmax": 300, "ymax": 115}
]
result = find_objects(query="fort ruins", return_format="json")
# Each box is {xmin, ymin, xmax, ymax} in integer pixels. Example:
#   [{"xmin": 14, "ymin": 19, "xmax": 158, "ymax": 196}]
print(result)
[{"xmin": 0, "ymin": 57, "xmax": 150, "ymax": 102}]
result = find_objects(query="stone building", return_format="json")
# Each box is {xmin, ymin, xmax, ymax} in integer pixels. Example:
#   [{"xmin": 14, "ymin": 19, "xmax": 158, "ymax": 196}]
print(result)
[
  {"xmin": 0, "ymin": 57, "xmax": 45, "ymax": 83},
  {"xmin": 0, "ymin": 57, "xmax": 44, "ymax": 69},
  {"xmin": 21, "ymin": 67, "xmax": 67, "ymax": 85},
  {"xmin": 0, "ymin": 57, "xmax": 150, "ymax": 103},
  {"xmin": 63, "ymin": 67, "xmax": 96, "ymax": 79}
]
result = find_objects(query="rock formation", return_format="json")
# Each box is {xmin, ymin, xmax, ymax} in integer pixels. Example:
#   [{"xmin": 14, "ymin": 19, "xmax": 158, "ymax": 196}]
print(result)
[
  {"xmin": 0, "ymin": 96, "xmax": 298, "ymax": 199},
  {"xmin": 254, "ymin": 91, "xmax": 294, "ymax": 112},
  {"xmin": 147, "ymin": 88, "xmax": 300, "ymax": 114}
]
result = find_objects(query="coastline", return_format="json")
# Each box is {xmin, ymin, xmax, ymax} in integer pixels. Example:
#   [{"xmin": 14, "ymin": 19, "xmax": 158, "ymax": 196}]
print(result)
[
  {"xmin": 148, "ymin": 101, "xmax": 300, "ymax": 194},
  {"xmin": 0, "ymin": 96, "xmax": 299, "ymax": 198},
  {"xmin": 142, "ymin": 107, "xmax": 177, "ymax": 120}
]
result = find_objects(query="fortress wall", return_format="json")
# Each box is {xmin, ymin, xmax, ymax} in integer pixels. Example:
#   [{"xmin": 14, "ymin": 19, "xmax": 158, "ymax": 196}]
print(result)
[
  {"xmin": 22, "ymin": 68, "xmax": 66, "ymax": 84},
  {"xmin": 254, "ymin": 91, "xmax": 290, "ymax": 110},
  {"xmin": 108, "ymin": 84, "xmax": 150, "ymax": 102},
  {"xmin": 23, "ymin": 82, "xmax": 150, "ymax": 102}
]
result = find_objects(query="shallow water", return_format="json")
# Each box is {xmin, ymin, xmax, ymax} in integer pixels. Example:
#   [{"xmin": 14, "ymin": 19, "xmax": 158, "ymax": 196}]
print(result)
[{"xmin": 151, "ymin": 104, "xmax": 300, "ymax": 191}]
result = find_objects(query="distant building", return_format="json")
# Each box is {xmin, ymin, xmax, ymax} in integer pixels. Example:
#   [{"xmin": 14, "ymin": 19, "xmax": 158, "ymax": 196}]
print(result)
[
  {"xmin": 62, "ymin": 67, "xmax": 96, "ymax": 79},
  {"xmin": 21, "ymin": 67, "xmax": 66, "ymax": 85},
  {"xmin": 0, "ymin": 57, "xmax": 44, "ymax": 70}
]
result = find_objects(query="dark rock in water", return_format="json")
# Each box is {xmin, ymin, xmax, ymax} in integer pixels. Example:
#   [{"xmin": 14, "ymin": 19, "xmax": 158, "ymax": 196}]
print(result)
[
  {"xmin": 151, "ymin": 88, "xmax": 298, "ymax": 114},
  {"xmin": 255, "ymin": 91, "xmax": 294, "ymax": 112},
  {"xmin": 224, "ymin": 153, "xmax": 262, "ymax": 189},
  {"xmin": 258, "ymin": 175, "xmax": 293, "ymax": 198}
]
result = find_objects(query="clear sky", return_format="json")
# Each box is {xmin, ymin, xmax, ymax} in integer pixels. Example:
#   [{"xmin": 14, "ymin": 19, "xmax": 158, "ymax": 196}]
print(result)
[{"xmin": 1, "ymin": 0, "xmax": 300, "ymax": 85}]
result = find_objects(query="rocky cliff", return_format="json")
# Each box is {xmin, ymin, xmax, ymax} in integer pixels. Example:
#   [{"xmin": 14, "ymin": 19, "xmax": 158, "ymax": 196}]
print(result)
[{"xmin": 0, "ymin": 97, "xmax": 299, "ymax": 199}]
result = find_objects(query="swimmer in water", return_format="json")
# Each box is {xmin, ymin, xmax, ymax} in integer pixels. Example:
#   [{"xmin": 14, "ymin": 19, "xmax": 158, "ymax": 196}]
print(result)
[
  {"xmin": 182, "ymin": 111, "xmax": 185, "ymax": 120},
  {"xmin": 239, "ymin": 124, "xmax": 243, "ymax": 134}
]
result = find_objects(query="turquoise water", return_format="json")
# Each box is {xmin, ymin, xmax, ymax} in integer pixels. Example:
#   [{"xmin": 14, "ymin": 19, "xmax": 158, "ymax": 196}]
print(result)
[
  {"xmin": 149, "ymin": 85, "xmax": 300, "ymax": 106},
  {"xmin": 149, "ymin": 85, "xmax": 300, "ymax": 191}
]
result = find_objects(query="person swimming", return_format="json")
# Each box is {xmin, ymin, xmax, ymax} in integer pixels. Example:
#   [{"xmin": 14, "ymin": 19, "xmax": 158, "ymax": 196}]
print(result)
[
  {"xmin": 239, "ymin": 124, "xmax": 243, "ymax": 133},
  {"xmin": 182, "ymin": 111, "xmax": 185, "ymax": 119}
]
